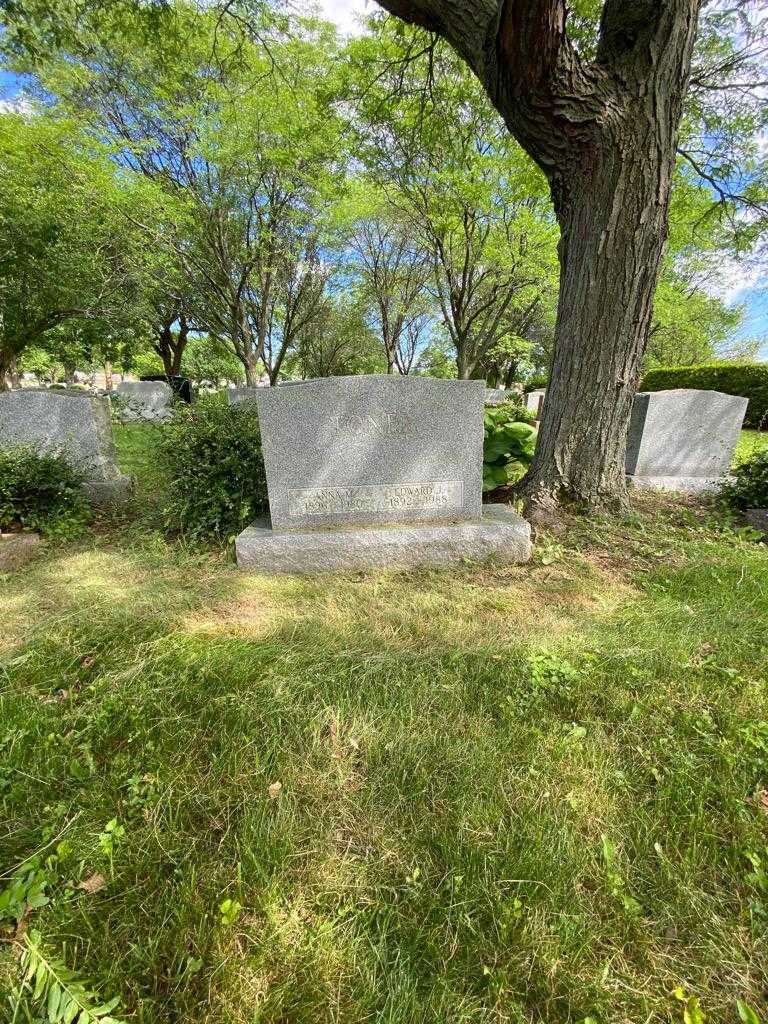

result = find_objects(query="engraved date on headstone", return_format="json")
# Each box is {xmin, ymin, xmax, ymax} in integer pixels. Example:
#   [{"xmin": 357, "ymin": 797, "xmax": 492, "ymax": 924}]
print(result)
[{"xmin": 288, "ymin": 480, "xmax": 463, "ymax": 518}]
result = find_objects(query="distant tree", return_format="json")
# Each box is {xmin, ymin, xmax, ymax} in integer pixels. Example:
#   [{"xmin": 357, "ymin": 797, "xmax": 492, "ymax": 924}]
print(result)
[
  {"xmin": 348, "ymin": 22, "xmax": 560, "ymax": 381},
  {"xmin": 414, "ymin": 335, "xmax": 458, "ymax": 379},
  {"xmin": 341, "ymin": 181, "xmax": 433, "ymax": 374},
  {"xmin": 181, "ymin": 333, "xmax": 245, "ymax": 385},
  {"xmin": 26, "ymin": 7, "xmax": 347, "ymax": 386},
  {"xmin": 289, "ymin": 294, "xmax": 386, "ymax": 379},
  {"xmin": 0, "ymin": 113, "xmax": 153, "ymax": 388}
]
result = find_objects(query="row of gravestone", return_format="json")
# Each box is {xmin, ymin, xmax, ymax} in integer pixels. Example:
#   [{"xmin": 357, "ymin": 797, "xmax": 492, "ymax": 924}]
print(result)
[{"xmin": 0, "ymin": 381, "xmax": 749, "ymax": 572}]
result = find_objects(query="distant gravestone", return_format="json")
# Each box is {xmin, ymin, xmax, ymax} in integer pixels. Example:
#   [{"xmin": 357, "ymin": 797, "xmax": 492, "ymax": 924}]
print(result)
[
  {"xmin": 0, "ymin": 389, "xmax": 131, "ymax": 503},
  {"xmin": 627, "ymin": 389, "xmax": 748, "ymax": 492},
  {"xmin": 525, "ymin": 389, "xmax": 546, "ymax": 418},
  {"xmin": 226, "ymin": 387, "xmax": 261, "ymax": 406},
  {"xmin": 485, "ymin": 388, "xmax": 512, "ymax": 406},
  {"xmin": 235, "ymin": 374, "xmax": 530, "ymax": 572},
  {"xmin": 116, "ymin": 380, "xmax": 173, "ymax": 422}
]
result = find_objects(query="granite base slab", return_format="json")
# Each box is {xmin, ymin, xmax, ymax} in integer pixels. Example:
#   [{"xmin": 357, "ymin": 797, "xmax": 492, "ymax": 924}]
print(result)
[
  {"xmin": 628, "ymin": 474, "xmax": 731, "ymax": 494},
  {"xmin": 235, "ymin": 504, "xmax": 531, "ymax": 574}
]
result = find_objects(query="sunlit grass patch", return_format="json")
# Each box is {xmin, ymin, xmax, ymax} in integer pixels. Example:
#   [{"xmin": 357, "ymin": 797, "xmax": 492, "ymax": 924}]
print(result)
[{"xmin": 2, "ymin": 430, "xmax": 768, "ymax": 1021}]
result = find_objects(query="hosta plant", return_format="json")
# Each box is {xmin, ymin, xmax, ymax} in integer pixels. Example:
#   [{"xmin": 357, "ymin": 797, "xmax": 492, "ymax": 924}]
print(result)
[{"xmin": 483, "ymin": 405, "xmax": 537, "ymax": 492}]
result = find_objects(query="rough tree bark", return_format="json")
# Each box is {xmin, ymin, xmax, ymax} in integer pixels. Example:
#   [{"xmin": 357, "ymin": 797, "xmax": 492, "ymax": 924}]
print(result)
[
  {"xmin": 374, "ymin": 0, "xmax": 701, "ymax": 515},
  {"xmin": 154, "ymin": 308, "xmax": 190, "ymax": 378}
]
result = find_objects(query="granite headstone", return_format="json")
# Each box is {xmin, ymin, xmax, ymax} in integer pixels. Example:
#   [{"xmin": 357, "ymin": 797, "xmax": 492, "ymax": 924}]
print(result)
[
  {"xmin": 0, "ymin": 389, "xmax": 131, "ymax": 503},
  {"xmin": 485, "ymin": 388, "xmax": 512, "ymax": 407},
  {"xmin": 525, "ymin": 389, "xmax": 546, "ymax": 418},
  {"xmin": 116, "ymin": 380, "xmax": 173, "ymax": 422},
  {"xmin": 226, "ymin": 387, "xmax": 261, "ymax": 406},
  {"xmin": 236, "ymin": 374, "xmax": 532, "ymax": 571},
  {"xmin": 627, "ymin": 388, "xmax": 748, "ymax": 492},
  {"xmin": 255, "ymin": 375, "xmax": 485, "ymax": 531}
]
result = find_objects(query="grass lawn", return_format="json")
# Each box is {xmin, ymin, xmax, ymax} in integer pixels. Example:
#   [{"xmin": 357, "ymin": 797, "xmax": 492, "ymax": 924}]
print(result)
[{"xmin": 2, "ymin": 425, "xmax": 768, "ymax": 1023}]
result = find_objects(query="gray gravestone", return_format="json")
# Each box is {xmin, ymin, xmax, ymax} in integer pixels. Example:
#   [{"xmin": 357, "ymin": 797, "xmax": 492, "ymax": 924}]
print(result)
[
  {"xmin": 525, "ymin": 389, "xmax": 546, "ymax": 417},
  {"xmin": 0, "ymin": 389, "xmax": 131, "ymax": 503},
  {"xmin": 226, "ymin": 386, "xmax": 261, "ymax": 406},
  {"xmin": 485, "ymin": 388, "xmax": 512, "ymax": 406},
  {"xmin": 236, "ymin": 374, "xmax": 531, "ymax": 572},
  {"xmin": 255, "ymin": 375, "xmax": 484, "ymax": 531},
  {"xmin": 116, "ymin": 380, "xmax": 173, "ymax": 422},
  {"xmin": 627, "ymin": 389, "xmax": 748, "ymax": 492}
]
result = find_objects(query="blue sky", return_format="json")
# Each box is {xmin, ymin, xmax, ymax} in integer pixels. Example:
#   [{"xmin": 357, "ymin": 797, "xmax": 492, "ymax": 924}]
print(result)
[{"xmin": 2, "ymin": 9, "xmax": 766, "ymax": 358}]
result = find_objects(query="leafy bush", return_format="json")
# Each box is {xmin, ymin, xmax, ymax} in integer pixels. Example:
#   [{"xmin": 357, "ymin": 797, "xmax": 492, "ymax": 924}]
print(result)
[
  {"xmin": 483, "ymin": 404, "xmax": 537, "ymax": 492},
  {"xmin": 156, "ymin": 401, "xmax": 268, "ymax": 541},
  {"xmin": 0, "ymin": 446, "xmax": 90, "ymax": 538},
  {"xmin": 641, "ymin": 363, "xmax": 768, "ymax": 429},
  {"xmin": 722, "ymin": 450, "xmax": 768, "ymax": 510}
]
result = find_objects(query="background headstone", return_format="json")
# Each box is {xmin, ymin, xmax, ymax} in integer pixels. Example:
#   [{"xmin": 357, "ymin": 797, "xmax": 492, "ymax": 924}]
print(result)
[
  {"xmin": 525, "ymin": 389, "xmax": 546, "ymax": 418},
  {"xmin": 116, "ymin": 380, "xmax": 173, "ymax": 422},
  {"xmin": 627, "ymin": 389, "xmax": 748, "ymax": 492},
  {"xmin": 140, "ymin": 374, "xmax": 193, "ymax": 404},
  {"xmin": 226, "ymin": 386, "xmax": 261, "ymax": 406},
  {"xmin": 0, "ymin": 389, "xmax": 131, "ymax": 503},
  {"xmin": 485, "ymin": 388, "xmax": 512, "ymax": 406},
  {"xmin": 255, "ymin": 375, "xmax": 485, "ymax": 531}
]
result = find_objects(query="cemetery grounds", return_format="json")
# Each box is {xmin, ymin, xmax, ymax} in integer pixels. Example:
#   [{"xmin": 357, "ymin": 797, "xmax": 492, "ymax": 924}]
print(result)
[{"xmin": 1, "ymin": 426, "xmax": 768, "ymax": 1024}]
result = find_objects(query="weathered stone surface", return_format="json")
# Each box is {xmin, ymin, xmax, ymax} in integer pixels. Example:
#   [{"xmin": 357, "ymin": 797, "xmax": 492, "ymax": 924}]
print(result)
[
  {"xmin": 627, "ymin": 389, "xmax": 748, "ymax": 489},
  {"xmin": 116, "ymin": 380, "xmax": 173, "ymax": 421},
  {"xmin": 226, "ymin": 386, "xmax": 261, "ymax": 406},
  {"xmin": 0, "ymin": 532, "xmax": 42, "ymax": 572},
  {"xmin": 0, "ymin": 389, "xmax": 131, "ymax": 503},
  {"xmin": 236, "ymin": 503, "xmax": 531, "ymax": 573},
  {"xmin": 255, "ymin": 375, "xmax": 485, "ymax": 530}
]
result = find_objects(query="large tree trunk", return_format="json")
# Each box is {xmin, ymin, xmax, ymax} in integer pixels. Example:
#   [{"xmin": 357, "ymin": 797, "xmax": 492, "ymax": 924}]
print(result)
[
  {"xmin": 525, "ymin": 121, "xmax": 675, "ymax": 512},
  {"xmin": 373, "ymin": 0, "xmax": 700, "ymax": 516}
]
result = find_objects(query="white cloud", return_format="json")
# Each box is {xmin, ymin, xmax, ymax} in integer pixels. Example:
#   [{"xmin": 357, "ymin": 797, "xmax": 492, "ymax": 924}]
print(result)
[
  {"xmin": 711, "ymin": 258, "xmax": 763, "ymax": 304},
  {"xmin": 0, "ymin": 95, "xmax": 33, "ymax": 114},
  {"xmin": 315, "ymin": 0, "xmax": 373, "ymax": 35}
]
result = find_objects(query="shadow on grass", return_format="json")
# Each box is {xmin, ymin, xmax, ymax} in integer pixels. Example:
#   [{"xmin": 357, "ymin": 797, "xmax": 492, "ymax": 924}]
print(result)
[{"xmin": 2, "ymin": 517, "xmax": 768, "ymax": 1023}]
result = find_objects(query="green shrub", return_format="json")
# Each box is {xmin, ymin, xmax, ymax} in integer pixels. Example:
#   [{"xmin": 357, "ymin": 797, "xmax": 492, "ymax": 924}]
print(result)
[
  {"xmin": 722, "ymin": 450, "xmax": 768, "ymax": 510},
  {"xmin": 156, "ymin": 401, "xmax": 268, "ymax": 541},
  {"xmin": 483, "ymin": 404, "xmax": 537, "ymax": 492},
  {"xmin": 0, "ymin": 446, "xmax": 90, "ymax": 539},
  {"xmin": 640, "ymin": 363, "xmax": 768, "ymax": 429}
]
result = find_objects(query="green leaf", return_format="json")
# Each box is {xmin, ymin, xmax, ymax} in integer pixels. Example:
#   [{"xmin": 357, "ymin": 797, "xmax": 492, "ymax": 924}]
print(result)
[
  {"xmin": 683, "ymin": 996, "xmax": 706, "ymax": 1024},
  {"xmin": 737, "ymin": 1001, "xmax": 761, "ymax": 1024}
]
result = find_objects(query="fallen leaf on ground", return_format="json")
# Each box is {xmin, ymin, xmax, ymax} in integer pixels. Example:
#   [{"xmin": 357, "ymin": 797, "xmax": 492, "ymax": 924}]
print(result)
[{"xmin": 77, "ymin": 873, "xmax": 106, "ymax": 894}]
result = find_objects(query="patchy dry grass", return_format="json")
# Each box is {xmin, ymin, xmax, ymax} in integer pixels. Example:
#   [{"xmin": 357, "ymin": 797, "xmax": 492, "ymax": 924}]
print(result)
[{"xmin": 1, "ymin": 428, "xmax": 767, "ymax": 1023}]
